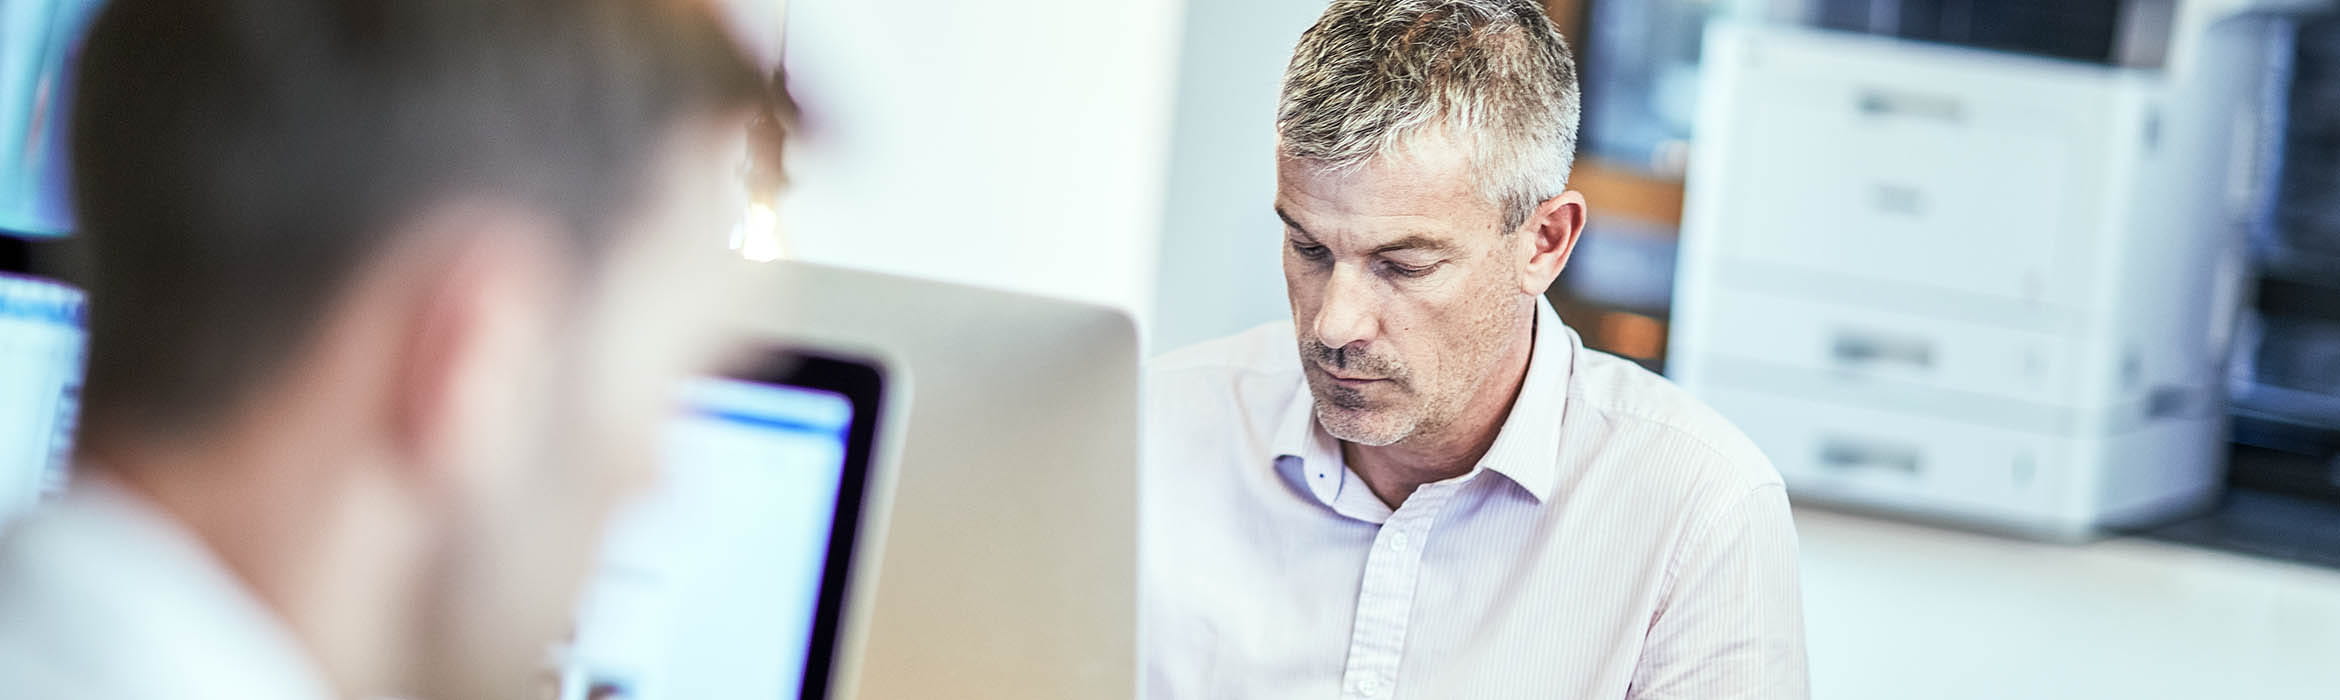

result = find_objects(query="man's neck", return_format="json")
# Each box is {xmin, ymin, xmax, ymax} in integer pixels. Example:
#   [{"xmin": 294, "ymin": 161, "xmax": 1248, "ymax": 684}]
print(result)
[{"xmin": 1343, "ymin": 315, "xmax": 1537, "ymax": 510}]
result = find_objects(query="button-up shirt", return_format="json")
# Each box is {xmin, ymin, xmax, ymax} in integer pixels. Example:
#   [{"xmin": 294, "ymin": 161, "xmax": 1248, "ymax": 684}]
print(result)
[
  {"xmin": 0, "ymin": 480, "xmax": 334, "ymax": 700},
  {"xmin": 1142, "ymin": 299, "xmax": 1807, "ymax": 699}
]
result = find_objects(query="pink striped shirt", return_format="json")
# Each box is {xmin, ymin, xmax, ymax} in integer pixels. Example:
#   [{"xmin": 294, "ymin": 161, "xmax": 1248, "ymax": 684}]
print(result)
[{"xmin": 1142, "ymin": 299, "xmax": 1808, "ymax": 699}]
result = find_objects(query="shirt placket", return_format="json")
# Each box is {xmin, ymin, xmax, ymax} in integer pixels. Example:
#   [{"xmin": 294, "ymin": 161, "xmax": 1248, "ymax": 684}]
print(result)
[{"xmin": 1337, "ymin": 482, "xmax": 1457, "ymax": 700}]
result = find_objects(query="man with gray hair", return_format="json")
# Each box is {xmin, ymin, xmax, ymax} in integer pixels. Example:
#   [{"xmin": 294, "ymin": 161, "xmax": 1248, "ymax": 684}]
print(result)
[{"xmin": 1143, "ymin": 1, "xmax": 1807, "ymax": 698}]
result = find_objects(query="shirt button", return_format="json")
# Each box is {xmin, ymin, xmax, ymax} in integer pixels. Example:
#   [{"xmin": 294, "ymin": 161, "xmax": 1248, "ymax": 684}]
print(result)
[
  {"xmin": 1358, "ymin": 677, "xmax": 1385, "ymax": 696},
  {"xmin": 1388, "ymin": 532, "xmax": 1409, "ymax": 552}
]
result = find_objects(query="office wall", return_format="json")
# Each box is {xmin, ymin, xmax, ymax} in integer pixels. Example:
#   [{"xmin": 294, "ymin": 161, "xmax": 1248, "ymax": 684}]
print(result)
[
  {"xmin": 1146, "ymin": 0, "xmax": 1331, "ymax": 353},
  {"xmin": 777, "ymin": 0, "xmax": 1182, "ymax": 327}
]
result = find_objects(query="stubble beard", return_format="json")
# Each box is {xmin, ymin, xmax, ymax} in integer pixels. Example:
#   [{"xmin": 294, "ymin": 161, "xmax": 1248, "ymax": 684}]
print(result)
[{"xmin": 1300, "ymin": 341, "xmax": 1418, "ymax": 447}]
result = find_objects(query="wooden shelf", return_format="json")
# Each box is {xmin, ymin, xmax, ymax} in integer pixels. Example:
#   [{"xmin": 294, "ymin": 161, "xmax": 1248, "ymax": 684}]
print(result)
[{"xmin": 1571, "ymin": 158, "xmax": 1686, "ymax": 228}]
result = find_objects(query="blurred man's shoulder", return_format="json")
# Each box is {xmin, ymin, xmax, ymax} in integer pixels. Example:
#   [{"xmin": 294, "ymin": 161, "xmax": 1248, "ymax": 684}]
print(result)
[{"xmin": 0, "ymin": 487, "xmax": 328, "ymax": 700}]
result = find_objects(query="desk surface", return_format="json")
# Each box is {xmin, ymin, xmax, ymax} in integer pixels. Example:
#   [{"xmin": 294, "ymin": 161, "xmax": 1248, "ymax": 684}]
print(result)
[{"xmin": 1796, "ymin": 506, "xmax": 2340, "ymax": 700}]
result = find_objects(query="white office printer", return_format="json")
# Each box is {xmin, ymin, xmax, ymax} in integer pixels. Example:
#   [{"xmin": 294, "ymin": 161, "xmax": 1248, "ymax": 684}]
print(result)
[{"xmin": 1669, "ymin": 0, "xmax": 2329, "ymax": 539}]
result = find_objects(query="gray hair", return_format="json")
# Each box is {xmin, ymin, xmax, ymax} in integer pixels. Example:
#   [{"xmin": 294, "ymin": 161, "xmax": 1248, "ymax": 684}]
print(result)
[{"xmin": 1277, "ymin": 0, "xmax": 1580, "ymax": 232}]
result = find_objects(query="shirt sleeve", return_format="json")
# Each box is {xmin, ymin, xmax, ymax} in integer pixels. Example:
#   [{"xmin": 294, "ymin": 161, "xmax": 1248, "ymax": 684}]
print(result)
[{"xmin": 1628, "ymin": 483, "xmax": 1811, "ymax": 700}]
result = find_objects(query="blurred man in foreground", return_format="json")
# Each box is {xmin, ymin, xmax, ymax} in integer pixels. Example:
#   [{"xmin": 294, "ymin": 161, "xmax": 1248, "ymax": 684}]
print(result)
[
  {"xmin": 1144, "ymin": 1, "xmax": 1808, "ymax": 697},
  {"xmin": 0, "ymin": 0, "xmax": 776, "ymax": 698}
]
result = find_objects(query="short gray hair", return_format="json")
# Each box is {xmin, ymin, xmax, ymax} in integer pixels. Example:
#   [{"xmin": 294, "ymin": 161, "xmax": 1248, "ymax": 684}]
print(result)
[{"xmin": 1278, "ymin": 0, "xmax": 1580, "ymax": 232}]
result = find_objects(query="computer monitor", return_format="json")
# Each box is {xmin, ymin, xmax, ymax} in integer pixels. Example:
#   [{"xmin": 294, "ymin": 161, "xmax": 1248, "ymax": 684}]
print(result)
[
  {"xmin": 0, "ymin": 271, "xmax": 82, "ymax": 526},
  {"xmin": 560, "ymin": 351, "xmax": 894, "ymax": 700},
  {"xmin": 1, "ymin": 0, "xmax": 106, "ymax": 238}
]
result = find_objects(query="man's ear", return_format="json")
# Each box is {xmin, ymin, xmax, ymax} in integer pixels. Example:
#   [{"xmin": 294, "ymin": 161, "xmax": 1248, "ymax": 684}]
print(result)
[
  {"xmin": 386, "ymin": 204, "xmax": 567, "ymax": 488},
  {"xmin": 1518, "ymin": 189, "xmax": 1588, "ymax": 296}
]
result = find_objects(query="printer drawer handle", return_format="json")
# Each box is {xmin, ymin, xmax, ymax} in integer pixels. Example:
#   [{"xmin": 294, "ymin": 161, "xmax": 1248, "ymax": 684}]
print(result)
[
  {"xmin": 1857, "ymin": 87, "xmax": 1964, "ymax": 123},
  {"xmin": 1830, "ymin": 330, "xmax": 1935, "ymax": 370},
  {"xmin": 1817, "ymin": 437, "xmax": 1923, "ymax": 475}
]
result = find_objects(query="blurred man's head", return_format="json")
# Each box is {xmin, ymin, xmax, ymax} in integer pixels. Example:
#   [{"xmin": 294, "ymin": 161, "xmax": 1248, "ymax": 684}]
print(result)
[
  {"xmin": 70, "ymin": 0, "xmax": 772, "ymax": 696},
  {"xmin": 1275, "ymin": 0, "xmax": 1585, "ymax": 449}
]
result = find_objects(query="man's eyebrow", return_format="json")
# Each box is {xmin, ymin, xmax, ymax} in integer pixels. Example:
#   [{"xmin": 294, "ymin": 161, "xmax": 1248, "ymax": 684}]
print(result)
[
  {"xmin": 1372, "ymin": 235, "xmax": 1458, "ymax": 255},
  {"xmin": 1274, "ymin": 207, "xmax": 1311, "ymax": 237}
]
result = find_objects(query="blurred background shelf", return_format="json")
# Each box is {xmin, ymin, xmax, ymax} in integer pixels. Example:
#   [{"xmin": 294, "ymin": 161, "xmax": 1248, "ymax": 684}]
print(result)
[
  {"xmin": 1539, "ymin": 0, "xmax": 1698, "ymax": 371},
  {"xmin": 1568, "ymin": 159, "xmax": 1687, "ymax": 230}
]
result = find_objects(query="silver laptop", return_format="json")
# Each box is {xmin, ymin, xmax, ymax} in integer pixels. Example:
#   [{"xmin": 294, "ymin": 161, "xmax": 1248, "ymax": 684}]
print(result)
[
  {"xmin": 753, "ymin": 261, "xmax": 1140, "ymax": 700},
  {"xmin": 561, "ymin": 260, "xmax": 1139, "ymax": 700}
]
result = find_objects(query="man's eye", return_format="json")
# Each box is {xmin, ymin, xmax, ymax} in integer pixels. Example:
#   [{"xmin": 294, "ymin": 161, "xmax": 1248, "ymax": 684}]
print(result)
[
  {"xmin": 1291, "ymin": 242, "xmax": 1330, "ymax": 260},
  {"xmin": 1384, "ymin": 261, "xmax": 1435, "ymax": 278}
]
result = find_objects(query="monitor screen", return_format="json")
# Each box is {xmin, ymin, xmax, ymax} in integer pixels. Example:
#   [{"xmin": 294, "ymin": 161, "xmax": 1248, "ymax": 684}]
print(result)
[
  {"xmin": 561, "ymin": 370, "xmax": 867, "ymax": 700},
  {"xmin": 1, "ymin": 0, "xmax": 106, "ymax": 238},
  {"xmin": 0, "ymin": 272, "xmax": 82, "ymax": 525}
]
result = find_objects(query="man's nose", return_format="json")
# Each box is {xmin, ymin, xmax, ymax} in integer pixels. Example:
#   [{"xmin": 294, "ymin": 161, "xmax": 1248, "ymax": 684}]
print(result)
[{"xmin": 1311, "ymin": 265, "xmax": 1377, "ymax": 353}]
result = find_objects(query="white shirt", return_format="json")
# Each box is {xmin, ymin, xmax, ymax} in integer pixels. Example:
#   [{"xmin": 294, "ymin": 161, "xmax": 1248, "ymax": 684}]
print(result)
[
  {"xmin": 0, "ymin": 481, "xmax": 334, "ymax": 700},
  {"xmin": 1142, "ymin": 299, "xmax": 1808, "ymax": 699}
]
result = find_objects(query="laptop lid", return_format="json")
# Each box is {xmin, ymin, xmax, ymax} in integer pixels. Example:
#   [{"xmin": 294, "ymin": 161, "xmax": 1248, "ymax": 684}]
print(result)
[{"xmin": 748, "ymin": 261, "xmax": 1138, "ymax": 699}]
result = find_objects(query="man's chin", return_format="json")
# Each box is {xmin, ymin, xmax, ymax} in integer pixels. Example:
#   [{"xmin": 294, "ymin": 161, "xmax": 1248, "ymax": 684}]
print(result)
[{"xmin": 1313, "ymin": 401, "xmax": 1410, "ymax": 447}]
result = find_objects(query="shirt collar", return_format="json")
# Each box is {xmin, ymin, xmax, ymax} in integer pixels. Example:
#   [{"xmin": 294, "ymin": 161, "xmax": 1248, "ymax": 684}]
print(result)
[
  {"xmin": 1272, "ymin": 383, "xmax": 1354, "ymax": 508},
  {"xmin": 1272, "ymin": 297, "xmax": 1576, "ymax": 506}
]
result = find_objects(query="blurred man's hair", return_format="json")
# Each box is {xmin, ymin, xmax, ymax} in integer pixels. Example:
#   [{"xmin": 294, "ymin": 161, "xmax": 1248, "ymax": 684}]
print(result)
[
  {"xmin": 70, "ymin": 0, "xmax": 770, "ymax": 445},
  {"xmin": 1278, "ymin": 0, "xmax": 1579, "ymax": 231}
]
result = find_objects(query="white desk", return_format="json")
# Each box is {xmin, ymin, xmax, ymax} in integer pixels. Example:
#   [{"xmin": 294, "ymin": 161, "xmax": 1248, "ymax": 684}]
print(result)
[{"xmin": 1797, "ymin": 507, "xmax": 2340, "ymax": 699}]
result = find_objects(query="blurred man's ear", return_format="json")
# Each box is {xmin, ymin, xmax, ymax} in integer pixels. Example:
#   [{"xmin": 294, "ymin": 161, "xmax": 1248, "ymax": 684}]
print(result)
[
  {"xmin": 387, "ymin": 204, "xmax": 568, "ymax": 494},
  {"xmin": 1518, "ymin": 190, "xmax": 1587, "ymax": 297}
]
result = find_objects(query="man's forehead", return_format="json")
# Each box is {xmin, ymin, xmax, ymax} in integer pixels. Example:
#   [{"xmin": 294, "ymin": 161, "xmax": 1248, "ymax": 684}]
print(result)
[
  {"xmin": 1274, "ymin": 202, "xmax": 1460, "ymax": 253},
  {"xmin": 1277, "ymin": 161, "xmax": 1493, "ymax": 248}
]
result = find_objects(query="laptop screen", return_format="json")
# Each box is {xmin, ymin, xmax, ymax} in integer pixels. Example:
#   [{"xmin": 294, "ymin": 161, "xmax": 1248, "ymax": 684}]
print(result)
[{"xmin": 562, "ymin": 354, "xmax": 884, "ymax": 700}]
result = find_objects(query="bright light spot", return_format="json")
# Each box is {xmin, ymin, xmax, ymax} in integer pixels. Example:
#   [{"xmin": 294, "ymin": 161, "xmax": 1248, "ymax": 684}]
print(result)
[{"xmin": 732, "ymin": 202, "xmax": 784, "ymax": 262}]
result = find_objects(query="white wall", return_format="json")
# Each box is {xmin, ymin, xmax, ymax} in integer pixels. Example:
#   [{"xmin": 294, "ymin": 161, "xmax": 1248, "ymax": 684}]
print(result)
[
  {"xmin": 1146, "ymin": 0, "xmax": 1330, "ymax": 353},
  {"xmin": 776, "ymin": 0, "xmax": 1183, "ymax": 328},
  {"xmin": 778, "ymin": 0, "xmax": 1324, "ymax": 353}
]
